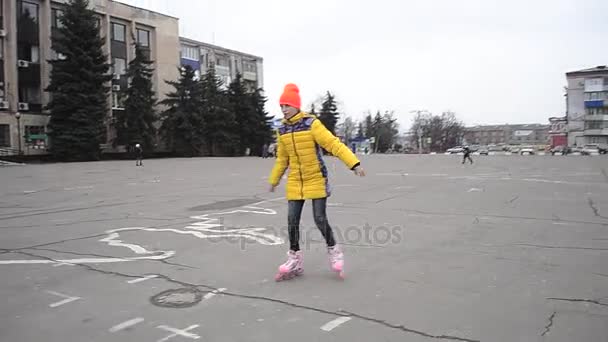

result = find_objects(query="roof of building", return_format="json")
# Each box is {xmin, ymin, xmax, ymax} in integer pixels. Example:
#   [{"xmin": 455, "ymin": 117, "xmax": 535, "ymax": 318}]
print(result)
[
  {"xmin": 566, "ymin": 65, "xmax": 608, "ymax": 77},
  {"xmin": 113, "ymin": 0, "xmax": 179, "ymax": 20},
  {"xmin": 180, "ymin": 37, "xmax": 263, "ymax": 60}
]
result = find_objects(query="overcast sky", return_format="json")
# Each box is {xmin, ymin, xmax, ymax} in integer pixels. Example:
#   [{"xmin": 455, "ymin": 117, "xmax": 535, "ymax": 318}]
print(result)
[{"xmin": 120, "ymin": 0, "xmax": 608, "ymax": 130}]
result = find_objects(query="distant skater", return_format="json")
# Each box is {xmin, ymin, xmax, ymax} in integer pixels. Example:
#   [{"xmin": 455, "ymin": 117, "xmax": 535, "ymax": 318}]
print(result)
[{"xmin": 462, "ymin": 146, "xmax": 473, "ymax": 164}]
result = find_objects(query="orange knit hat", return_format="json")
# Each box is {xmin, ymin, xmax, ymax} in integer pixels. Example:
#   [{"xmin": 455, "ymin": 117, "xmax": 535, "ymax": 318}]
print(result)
[{"xmin": 279, "ymin": 83, "xmax": 301, "ymax": 109}]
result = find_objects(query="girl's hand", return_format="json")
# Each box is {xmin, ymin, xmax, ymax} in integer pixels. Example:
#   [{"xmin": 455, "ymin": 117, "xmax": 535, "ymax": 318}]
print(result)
[
  {"xmin": 269, "ymin": 185, "xmax": 277, "ymax": 192},
  {"xmin": 353, "ymin": 166, "xmax": 366, "ymax": 177}
]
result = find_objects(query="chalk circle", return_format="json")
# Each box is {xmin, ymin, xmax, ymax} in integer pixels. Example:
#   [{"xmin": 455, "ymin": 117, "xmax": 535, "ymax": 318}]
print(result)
[{"xmin": 150, "ymin": 288, "xmax": 202, "ymax": 308}]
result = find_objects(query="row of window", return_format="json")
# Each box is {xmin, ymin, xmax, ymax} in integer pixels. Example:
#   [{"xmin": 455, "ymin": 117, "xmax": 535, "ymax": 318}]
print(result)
[
  {"xmin": 584, "ymin": 92, "xmax": 608, "ymax": 101},
  {"xmin": 585, "ymin": 121, "xmax": 608, "ymax": 130},
  {"xmin": 586, "ymin": 108, "xmax": 608, "ymax": 115},
  {"xmin": 21, "ymin": 2, "xmax": 150, "ymax": 47},
  {"xmin": 0, "ymin": 124, "xmax": 46, "ymax": 148},
  {"xmin": 180, "ymin": 46, "xmax": 258, "ymax": 73}
]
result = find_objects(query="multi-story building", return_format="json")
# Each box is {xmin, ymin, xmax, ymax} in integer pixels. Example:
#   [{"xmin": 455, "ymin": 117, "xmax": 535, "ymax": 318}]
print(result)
[
  {"xmin": 464, "ymin": 124, "xmax": 550, "ymax": 146},
  {"xmin": 179, "ymin": 37, "xmax": 263, "ymax": 92},
  {"xmin": 565, "ymin": 65, "xmax": 608, "ymax": 147},
  {"xmin": 0, "ymin": 0, "xmax": 180, "ymax": 155}
]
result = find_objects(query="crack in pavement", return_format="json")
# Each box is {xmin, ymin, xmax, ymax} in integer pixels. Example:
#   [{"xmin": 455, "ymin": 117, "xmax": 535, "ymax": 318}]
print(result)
[
  {"xmin": 337, "ymin": 205, "xmax": 608, "ymax": 227},
  {"xmin": 507, "ymin": 196, "xmax": 519, "ymax": 204},
  {"xmin": 28, "ymin": 247, "xmax": 199, "ymax": 269},
  {"xmin": 548, "ymin": 298, "xmax": 608, "ymax": 307},
  {"xmin": 593, "ymin": 273, "xmax": 608, "ymax": 278},
  {"xmin": 541, "ymin": 311, "xmax": 556, "ymax": 336},
  {"xmin": 0, "ymin": 233, "xmax": 109, "ymax": 255},
  {"xmin": 514, "ymin": 243, "xmax": 608, "ymax": 251},
  {"xmin": 587, "ymin": 198, "xmax": 608, "ymax": 220},
  {"xmin": 0, "ymin": 202, "xmax": 140, "ymax": 221},
  {"xmin": 12, "ymin": 250, "xmax": 480, "ymax": 342}
]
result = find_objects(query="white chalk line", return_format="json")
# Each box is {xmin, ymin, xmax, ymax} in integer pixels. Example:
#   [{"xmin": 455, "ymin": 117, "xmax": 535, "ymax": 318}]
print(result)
[
  {"xmin": 203, "ymin": 287, "xmax": 227, "ymax": 300},
  {"xmin": 157, "ymin": 325, "xmax": 200, "ymax": 341},
  {"xmin": 0, "ymin": 206, "xmax": 283, "ymax": 266},
  {"xmin": 320, "ymin": 317, "xmax": 352, "ymax": 332},
  {"xmin": 109, "ymin": 317, "xmax": 145, "ymax": 333},
  {"xmin": 127, "ymin": 275, "xmax": 158, "ymax": 284},
  {"xmin": 46, "ymin": 290, "xmax": 81, "ymax": 308}
]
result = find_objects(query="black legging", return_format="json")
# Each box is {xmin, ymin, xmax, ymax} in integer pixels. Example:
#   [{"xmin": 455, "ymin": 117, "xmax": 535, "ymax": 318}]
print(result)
[{"xmin": 288, "ymin": 198, "xmax": 336, "ymax": 251}]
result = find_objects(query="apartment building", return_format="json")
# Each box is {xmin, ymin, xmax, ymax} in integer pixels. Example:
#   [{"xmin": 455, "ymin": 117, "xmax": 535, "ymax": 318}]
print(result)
[
  {"xmin": 0, "ymin": 0, "xmax": 180, "ymax": 155},
  {"xmin": 180, "ymin": 37, "xmax": 263, "ymax": 92}
]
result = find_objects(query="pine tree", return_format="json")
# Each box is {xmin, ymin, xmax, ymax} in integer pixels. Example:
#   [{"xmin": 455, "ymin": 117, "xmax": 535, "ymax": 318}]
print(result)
[
  {"xmin": 228, "ymin": 73, "xmax": 256, "ymax": 155},
  {"xmin": 251, "ymin": 88, "xmax": 274, "ymax": 149},
  {"xmin": 46, "ymin": 0, "xmax": 112, "ymax": 161},
  {"xmin": 159, "ymin": 66, "xmax": 205, "ymax": 156},
  {"xmin": 201, "ymin": 65, "xmax": 236, "ymax": 156},
  {"xmin": 357, "ymin": 122, "xmax": 364, "ymax": 138},
  {"xmin": 364, "ymin": 113, "xmax": 374, "ymax": 139},
  {"xmin": 116, "ymin": 44, "xmax": 157, "ymax": 151},
  {"xmin": 318, "ymin": 91, "xmax": 339, "ymax": 134}
]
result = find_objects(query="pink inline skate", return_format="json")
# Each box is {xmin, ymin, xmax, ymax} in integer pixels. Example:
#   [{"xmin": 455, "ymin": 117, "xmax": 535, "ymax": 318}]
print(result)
[
  {"xmin": 274, "ymin": 250, "xmax": 303, "ymax": 281},
  {"xmin": 328, "ymin": 245, "xmax": 345, "ymax": 279}
]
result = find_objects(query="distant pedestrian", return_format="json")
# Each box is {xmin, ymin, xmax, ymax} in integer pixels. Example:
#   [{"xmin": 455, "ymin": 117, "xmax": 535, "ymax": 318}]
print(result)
[
  {"xmin": 462, "ymin": 146, "xmax": 473, "ymax": 164},
  {"xmin": 135, "ymin": 144, "xmax": 143, "ymax": 166},
  {"xmin": 262, "ymin": 143, "xmax": 269, "ymax": 158}
]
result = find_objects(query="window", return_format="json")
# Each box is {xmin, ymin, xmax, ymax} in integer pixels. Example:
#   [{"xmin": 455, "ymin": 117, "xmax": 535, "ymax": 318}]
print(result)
[
  {"xmin": 243, "ymin": 61, "xmax": 257, "ymax": 73},
  {"xmin": 112, "ymin": 57, "xmax": 126, "ymax": 75},
  {"xmin": 0, "ymin": 124, "xmax": 10, "ymax": 147},
  {"xmin": 112, "ymin": 92, "xmax": 125, "ymax": 109},
  {"xmin": 18, "ymin": 86, "xmax": 41, "ymax": 104},
  {"xmin": 585, "ymin": 121, "xmax": 604, "ymax": 130},
  {"xmin": 111, "ymin": 22, "xmax": 126, "ymax": 42},
  {"xmin": 95, "ymin": 17, "xmax": 102, "ymax": 30},
  {"xmin": 216, "ymin": 56, "xmax": 230, "ymax": 67},
  {"xmin": 51, "ymin": 8, "xmax": 64, "ymax": 28},
  {"xmin": 21, "ymin": 1, "xmax": 38, "ymax": 23},
  {"xmin": 137, "ymin": 29, "xmax": 150, "ymax": 47},
  {"xmin": 181, "ymin": 45, "xmax": 198, "ymax": 61}
]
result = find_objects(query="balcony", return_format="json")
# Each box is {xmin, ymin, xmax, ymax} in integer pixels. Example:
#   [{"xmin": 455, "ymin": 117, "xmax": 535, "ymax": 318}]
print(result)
[
  {"xmin": 585, "ymin": 115, "xmax": 608, "ymax": 121},
  {"xmin": 215, "ymin": 65, "xmax": 230, "ymax": 76},
  {"xmin": 584, "ymin": 129, "xmax": 608, "ymax": 136},
  {"xmin": 243, "ymin": 71, "xmax": 257, "ymax": 81},
  {"xmin": 585, "ymin": 100, "xmax": 605, "ymax": 108}
]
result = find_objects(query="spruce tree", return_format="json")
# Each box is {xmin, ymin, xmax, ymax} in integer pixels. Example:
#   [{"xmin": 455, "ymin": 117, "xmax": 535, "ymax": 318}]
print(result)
[
  {"xmin": 117, "ymin": 44, "xmax": 157, "ymax": 151},
  {"xmin": 46, "ymin": 0, "xmax": 112, "ymax": 161},
  {"xmin": 251, "ymin": 88, "xmax": 274, "ymax": 149},
  {"xmin": 159, "ymin": 66, "xmax": 205, "ymax": 156},
  {"xmin": 318, "ymin": 91, "xmax": 339, "ymax": 134},
  {"xmin": 228, "ymin": 73, "xmax": 256, "ymax": 155},
  {"xmin": 201, "ymin": 66, "xmax": 236, "ymax": 156}
]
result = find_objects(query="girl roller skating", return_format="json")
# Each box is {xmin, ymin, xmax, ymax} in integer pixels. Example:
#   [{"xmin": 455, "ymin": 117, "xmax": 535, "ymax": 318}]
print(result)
[{"xmin": 268, "ymin": 83, "xmax": 366, "ymax": 281}]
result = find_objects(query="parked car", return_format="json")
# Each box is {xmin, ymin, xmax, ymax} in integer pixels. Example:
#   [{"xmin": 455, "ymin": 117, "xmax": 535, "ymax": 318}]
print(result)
[
  {"xmin": 550, "ymin": 145, "xmax": 569, "ymax": 155},
  {"xmin": 478, "ymin": 146, "xmax": 489, "ymax": 155},
  {"xmin": 520, "ymin": 146, "xmax": 535, "ymax": 155},
  {"xmin": 446, "ymin": 146, "xmax": 464, "ymax": 154},
  {"xmin": 582, "ymin": 144, "xmax": 600, "ymax": 155}
]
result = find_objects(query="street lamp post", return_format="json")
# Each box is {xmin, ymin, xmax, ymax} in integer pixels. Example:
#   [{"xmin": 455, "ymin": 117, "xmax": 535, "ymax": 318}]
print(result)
[{"xmin": 15, "ymin": 112, "xmax": 22, "ymax": 155}]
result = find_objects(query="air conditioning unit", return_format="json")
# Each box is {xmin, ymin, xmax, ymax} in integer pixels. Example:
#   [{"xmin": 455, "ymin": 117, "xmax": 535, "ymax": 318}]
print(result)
[
  {"xmin": 113, "ymin": 73, "xmax": 120, "ymax": 80},
  {"xmin": 0, "ymin": 101, "xmax": 9, "ymax": 109},
  {"xmin": 0, "ymin": 29, "xmax": 6, "ymax": 37},
  {"xmin": 18, "ymin": 102, "xmax": 29, "ymax": 111},
  {"xmin": 112, "ymin": 85, "xmax": 121, "ymax": 91},
  {"xmin": 0, "ymin": 81, "xmax": 4, "ymax": 87},
  {"xmin": 18, "ymin": 60, "xmax": 29, "ymax": 68}
]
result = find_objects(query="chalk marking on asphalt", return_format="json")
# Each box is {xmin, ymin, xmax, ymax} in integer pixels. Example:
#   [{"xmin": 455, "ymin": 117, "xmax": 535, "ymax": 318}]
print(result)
[
  {"xmin": 157, "ymin": 325, "xmax": 200, "ymax": 341},
  {"xmin": 468, "ymin": 188, "xmax": 483, "ymax": 192},
  {"xmin": 46, "ymin": 290, "xmax": 81, "ymax": 308},
  {"xmin": 109, "ymin": 317, "xmax": 145, "ymax": 332},
  {"xmin": 127, "ymin": 275, "xmax": 158, "ymax": 284},
  {"xmin": 203, "ymin": 287, "xmax": 227, "ymax": 300},
  {"xmin": 552, "ymin": 222, "xmax": 570, "ymax": 226},
  {"xmin": 0, "ymin": 206, "xmax": 283, "ymax": 266},
  {"xmin": 52, "ymin": 262, "xmax": 75, "ymax": 267},
  {"xmin": 250, "ymin": 197, "xmax": 283, "ymax": 206},
  {"xmin": 320, "ymin": 317, "xmax": 352, "ymax": 332}
]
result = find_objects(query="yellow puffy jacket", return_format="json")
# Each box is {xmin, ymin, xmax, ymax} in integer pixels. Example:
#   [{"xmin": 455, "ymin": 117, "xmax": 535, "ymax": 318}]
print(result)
[{"xmin": 268, "ymin": 112, "xmax": 360, "ymax": 200}]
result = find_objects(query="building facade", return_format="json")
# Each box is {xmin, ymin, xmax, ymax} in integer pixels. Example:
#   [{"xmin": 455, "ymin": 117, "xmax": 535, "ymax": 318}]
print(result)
[
  {"xmin": 0, "ymin": 0, "xmax": 180, "ymax": 155},
  {"xmin": 463, "ymin": 124, "xmax": 550, "ymax": 146},
  {"xmin": 565, "ymin": 65, "xmax": 608, "ymax": 147},
  {"xmin": 179, "ymin": 37, "xmax": 263, "ymax": 92}
]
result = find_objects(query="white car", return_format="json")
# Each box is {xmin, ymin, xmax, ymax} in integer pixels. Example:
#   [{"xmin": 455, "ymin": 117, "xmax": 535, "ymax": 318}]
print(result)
[
  {"xmin": 520, "ymin": 146, "xmax": 535, "ymax": 155},
  {"xmin": 446, "ymin": 146, "xmax": 464, "ymax": 154},
  {"xmin": 582, "ymin": 144, "xmax": 600, "ymax": 156}
]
